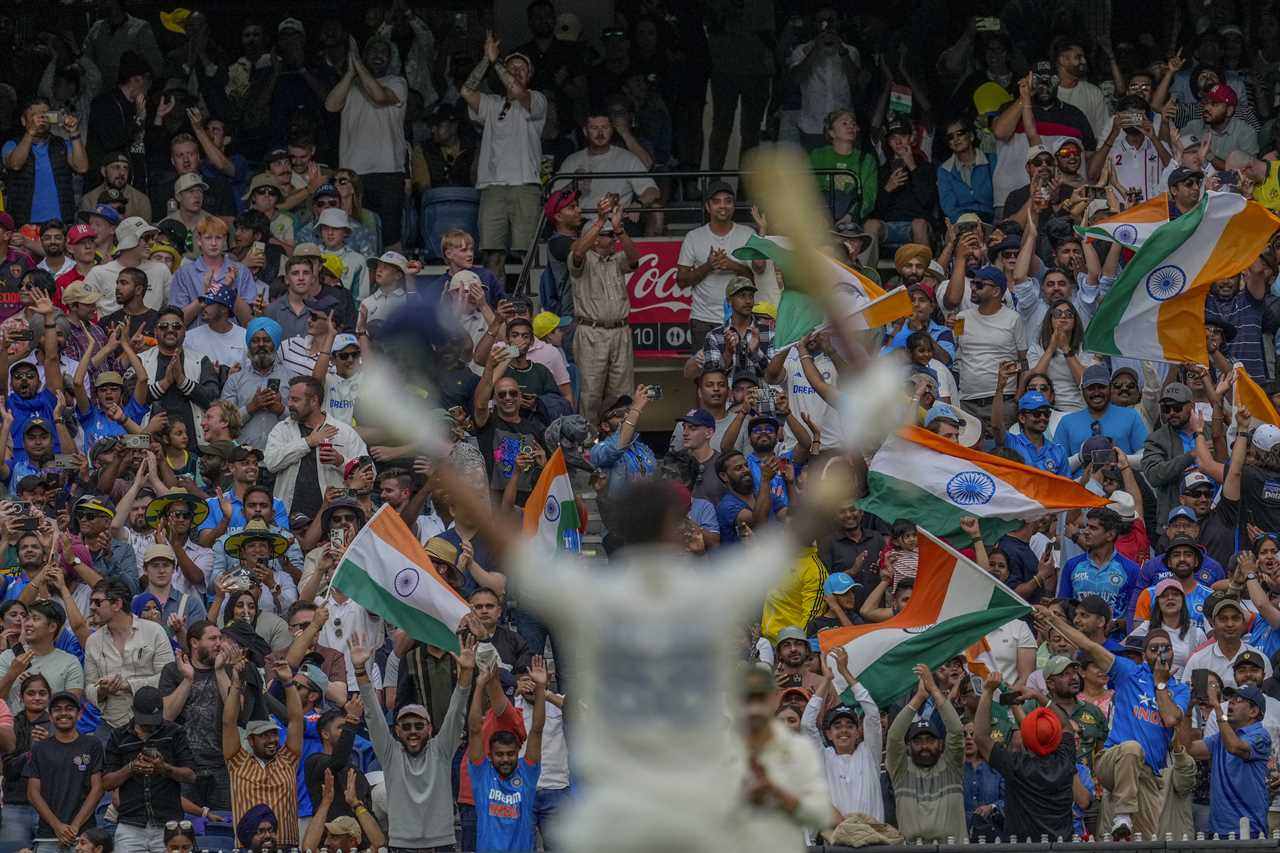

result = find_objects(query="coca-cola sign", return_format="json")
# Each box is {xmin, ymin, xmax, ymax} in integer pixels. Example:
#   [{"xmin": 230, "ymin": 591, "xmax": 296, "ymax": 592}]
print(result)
[{"xmin": 626, "ymin": 239, "xmax": 691, "ymax": 358}]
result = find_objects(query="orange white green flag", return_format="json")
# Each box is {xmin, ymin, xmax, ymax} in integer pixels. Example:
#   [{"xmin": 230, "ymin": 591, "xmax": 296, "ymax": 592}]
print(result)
[
  {"xmin": 1082, "ymin": 192, "xmax": 1280, "ymax": 365},
  {"xmin": 1077, "ymin": 193, "xmax": 1169, "ymax": 248},
  {"xmin": 522, "ymin": 448, "xmax": 582, "ymax": 553},
  {"xmin": 331, "ymin": 505, "xmax": 471, "ymax": 653},
  {"xmin": 1235, "ymin": 364, "xmax": 1280, "ymax": 426},
  {"xmin": 817, "ymin": 528, "xmax": 1030, "ymax": 705},
  {"xmin": 859, "ymin": 425, "xmax": 1109, "ymax": 546}
]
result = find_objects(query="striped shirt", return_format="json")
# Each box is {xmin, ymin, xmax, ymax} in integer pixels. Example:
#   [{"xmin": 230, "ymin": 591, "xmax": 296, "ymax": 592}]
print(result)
[
  {"xmin": 279, "ymin": 335, "xmax": 320, "ymax": 379},
  {"xmin": 228, "ymin": 742, "xmax": 300, "ymax": 846}
]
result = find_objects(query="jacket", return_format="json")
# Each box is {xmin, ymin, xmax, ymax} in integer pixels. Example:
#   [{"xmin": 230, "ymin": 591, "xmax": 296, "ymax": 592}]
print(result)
[
  {"xmin": 936, "ymin": 151, "xmax": 996, "ymax": 221},
  {"xmin": 139, "ymin": 346, "xmax": 216, "ymax": 443},
  {"xmin": 4, "ymin": 137, "xmax": 75, "ymax": 224},
  {"xmin": 1139, "ymin": 423, "xmax": 1205, "ymax": 531},
  {"xmin": 263, "ymin": 415, "xmax": 368, "ymax": 509}
]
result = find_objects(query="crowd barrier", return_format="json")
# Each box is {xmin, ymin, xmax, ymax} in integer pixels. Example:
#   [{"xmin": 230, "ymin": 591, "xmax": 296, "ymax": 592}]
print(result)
[{"xmin": 809, "ymin": 838, "xmax": 1280, "ymax": 853}]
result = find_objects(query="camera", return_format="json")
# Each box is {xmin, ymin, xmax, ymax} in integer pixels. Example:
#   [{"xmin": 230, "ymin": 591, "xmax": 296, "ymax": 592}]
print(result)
[
  {"xmin": 225, "ymin": 569, "xmax": 251, "ymax": 592},
  {"xmin": 122, "ymin": 434, "xmax": 151, "ymax": 449},
  {"xmin": 647, "ymin": 385, "xmax": 663, "ymax": 400}
]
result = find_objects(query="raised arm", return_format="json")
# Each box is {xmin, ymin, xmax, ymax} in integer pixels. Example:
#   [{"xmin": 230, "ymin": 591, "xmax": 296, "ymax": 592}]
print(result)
[
  {"xmin": 220, "ymin": 647, "xmax": 245, "ymax": 761},
  {"xmin": 1036, "ymin": 604, "xmax": 1115, "ymax": 671},
  {"xmin": 524, "ymin": 655, "xmax": 548, "ymax": 765},
  {"xmin": 973, "ymin": 669, "xmax": 1003, "ymax": 760}
]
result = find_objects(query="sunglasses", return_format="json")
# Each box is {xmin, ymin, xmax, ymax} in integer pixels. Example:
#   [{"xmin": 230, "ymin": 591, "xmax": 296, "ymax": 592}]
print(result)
[
  {"xmin": 1031, "ymin": 156, "xmax": 1054, "ymax": 167},
  {"xmin": 999, "ymin": 250, "xmax": 1019, "ymax": 259},
  {"xmin": 289, "ymin": 620, "xmax": 312, "ymax": 631},
  {"xmin": 495, "ymin": 390, "xmax": 521, "ymax": 399},
  {"xmin": 1051, "ymin": 309, "xmax": 1075, "ymax": 318},
  {"xmin": 334, "ymin": 177, "xmax": 352, "ymax": 185},
  {"xmin": 252, "ymin": 187, "xmax": 277, "ymax": 196},
  {"xmin": 165, "ymin": 821, "xmax": 194, "ymax": 831},
  {"xmin": 155, "ymin": 322, "xmax": 183, "ymax": 331},
  {"xmin": 89, "ymin": 597, "xmax": 108, "ymax": 607},
  {"xmin": 1056, "ymin": 147, "xmax": 1081, "ymax": 157},
  {"xmin": 1023, "ymin": 408, "xmax": 1051, "ymax": 418},
  {"xmin": 1160, "ymin": 402, "xmax": 1188, "ymax": 412},
  {"xmin": 1186, "ymin": 489, "xmax": 1214, "ymax": 498},
  {"xmin": 334, "ymin": 351, "xmax": 360, "ymax": 361}
]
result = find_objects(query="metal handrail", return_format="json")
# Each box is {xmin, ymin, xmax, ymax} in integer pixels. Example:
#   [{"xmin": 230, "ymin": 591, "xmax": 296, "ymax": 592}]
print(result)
[{"xmin": 512, "ymin": 167, "xmax": 862, "ymax": 297}]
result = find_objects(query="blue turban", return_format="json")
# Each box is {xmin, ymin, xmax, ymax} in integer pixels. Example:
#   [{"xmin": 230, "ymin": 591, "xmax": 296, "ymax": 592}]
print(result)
[
  {"xmin": 245, "ymin": 317, "xmax": 283, "ymax": 349},
  {"xmin": 237, "ymin": 804, "xmax": 278, "ymax": 847}
]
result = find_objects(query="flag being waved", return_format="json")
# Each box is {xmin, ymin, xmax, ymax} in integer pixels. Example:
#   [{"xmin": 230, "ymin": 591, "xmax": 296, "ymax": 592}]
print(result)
[
  {"xmin": 818, "ymin": 529, "xmax": 1031, "ymax": 705},
  {"xmin": 1077, "ymin": 193, "xmax": 1169, "ymax": 248},
  {"xmin": 1235, "ymin": 364, "xmax": 1280, "ymax": 426},
  {"xmin": 859, "ymin": 425, "xmax": 1109, "ymax": 545},
  {"xmin": 331, "ymin": 505, "xmax": 471, "ymax": 653},
  {"xmin": 1083, "ymin": 192, "xmax": 1280, "ymax": 364},
  {"xmin": 523, "ymin": 448, "xmax": 582, "ymax": 553}
]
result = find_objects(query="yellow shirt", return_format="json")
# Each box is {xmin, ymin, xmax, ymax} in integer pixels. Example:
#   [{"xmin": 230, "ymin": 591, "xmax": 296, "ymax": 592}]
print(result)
[
  {"xmin": 761, "ymin": 545, "xmax": 829, "ymax": 643},
  {"xmin": 1252, "ymin": 160, "xmax": 1280, "ymax": 213}
]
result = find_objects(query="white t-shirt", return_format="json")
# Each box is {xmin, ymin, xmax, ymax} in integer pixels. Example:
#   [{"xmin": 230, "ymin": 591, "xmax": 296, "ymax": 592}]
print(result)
[
  {"xmin": 471, "ymin": 91, "xmax": 547, "ymax": 188},
  {"xmin": 339, "ymin": 75, "xmax": 408, "ymax": 175},
  {"xmin": 361, "ymin": 286, "xmax": 407, "ymax": 324},
  {"xmin": 924, "ymin": 356, "xmax": 959, "ymax": 402},
  {"xmin": 1181, "ymin": 640, "xmax": 1273, "ymax": 689},
  {"xmin": 557, "ymin": 146, "xmax": 658, "ymax": 215},
  {"xmin": 954, "ymin": 306, "xmax": 1027, "ymax": 401},
  {"xmin": 678, "ymin": 223, "xmax": 757, "ymax": 324},
  {"xmin": 183, "ymin": 321, "xmax": 247, "ymax": 367},
  {"xmin": 517, "ymin": 694, "xmax": 570, "ymax": 790},
  {"xmin": 325, "ymin": 370, "xmax": 362, "ymax": 424},
  {"xmin": 781, "ymin": 347, "xmax": 842, "ymax": 448},
  {"xmin": 985, "ymin": 618, "xmax": 1037, "ymax": 685},
  {"xmin": 83, "ymin": 258, "xmax": 172, "ymax": 313},
  {"xmin": 786, "ymin": 41, "xmax": 862, "ymax": 135},
  {"xmin": 1025, "ymin": 342, "xmax": 1098, "ymax": 411},
  {"xmin": 1099, "ymin": 116, "xmax": 1166, "ymax": 202}
]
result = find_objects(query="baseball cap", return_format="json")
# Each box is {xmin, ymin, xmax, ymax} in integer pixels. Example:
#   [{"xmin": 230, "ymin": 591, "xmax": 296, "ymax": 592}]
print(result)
[
  {"xmin": 905, "ymin": 717, "xmax": 942, "ymax": 741},
  {"xmin": 61, "ymin": 282, "xmax": 100, "ymax": 306},
  {"xmin": 304, "ymin": 295, "xmax": 339, "ymax": 313},
  {"xmin": 677, "ymin": 408, "xmax": 716, "ymax": 430},
  {"xmin": 132, "ymin": 686, "xmax": 164, "ymax": 726},
  {"xmin": 1152, "ymin": 577, "xmax": 1186, "ymax": 602},
  {"xmin": 298, "ymin": 663, "xmax": 330, "ymax": 695},
  {"xmin": 1180, "ymin": 470, "xmax": 1214, "ymax": 493},
  {"xmin": 748, "ymin": 414, "xmax": 781, "ymax": 433},
  {"xmin": 48, "ymin": 691, "xmax": 80, "ymax": 709},
  {"xmin": 925, "ymin": 402, "xmax": 961, "ymax": 427},
  {"xmin": 66, "ymin": 224, "xmax": 96, "ymax": 244},
  {"xmin": 1160, "ymin": 382, "xmax": 1193, "ymax": 404},
  {"xmin": 1225, "ymin": 684, "xmax": 1267, "ymax": 711},
  {"xmin": 395, "ymin": 704, "xmax": 432, "ymax": 722},
  {"xmin": 1205, "ymin": 83, "xmax": 1238, "ymax": 106},
  {"xmin": 704, "ymin": 180, "xmax": 735, "ymax": 202},
  {"xmin": 78, "ymin": 204, "xmax": 121, "ymax": 226},
  {"xmin": 330, "ymin": 333, "xmax": 360, "ymax": 353},
  {"xmin": 1253, "ymin": 423, "xmax": 1280, "ymax": 452},
  {"xmin": 1017, "ymin": 390, "xmax": 1051, "ymax": 412},
  {"xmin": 1167, "ymin": 505, "xmax": 1199, "ymax": 524},
  {"xmin": 1041, "ymin": 655, "xmax": 1078, "ymax": 677},
  {"xmin": 823, "ymin": 573, "xmax": 859, "ymax": 595},
  {"xmin": 173, "ymin": 173, "xmax": 208, "ymax": 195},
  {"xmin": 1168, "ymin": 166, "xmax": 1205, "ymax": 187},
  {"xmin": 313, "ymin": 183, "xmax": 340, "ymax": 200},
  {"xmin": 972, "ymin": 265, "xmax": 1007, "ymax": 291},
  {"xmin": 265, "ymin": 148, "xmax": 289, "ymax": 163},
  {"xmin": 1081, "ymin": 364, "xmax": 1112, "ymax": 388},
  {"xmin": 532, "ymin": 310, "xmax": 570, "ymax": 339},
  {"xmin": 1211, "ymin": 597, "xmax": 1245, "ymax": 620},
  {"xmin": 1233, "ymin": 650, "xmax": 1267, "ymax": 671},
  {"xmin": 198, "ymin": 287, "xmax": 235, "ymax": 309},
  {"xmin": 775, "ymin": 626, "xmax": 808, "ymax": 645},
  {"xmin": 725, "ymin": 276, "xmax": 756, "ymax": 297},
  {"xmin": 142, "ymin": 543, "xmax": 176, "ymax": 564},
  {"xmin": 278, "ymin": 17, "xmax": 305, "ymax": 36},
  {"xmin": 341, "ymin": 455, "xmax": 372, "ymax": 479},
  {"xmin": 1026, "ymin": 144, "xmax": 1053, "ymax": 164},
  {"xmin": 542, "ymin": 188, "xmax": 580, "ymax": 220},
  {"xmin": 823, "ymin": 704, "xmax": 861, "ymax": 728},
  {"xmin": 22, "ymin": 418, "xmax": 52, "ymax": 436},
  {"xmin": 245, "ymin": 719, "xmax": 278, "ymax": 736},
  {"xmin": 777, "ymin": 686, "xmax": 812, "ymax": 708}
]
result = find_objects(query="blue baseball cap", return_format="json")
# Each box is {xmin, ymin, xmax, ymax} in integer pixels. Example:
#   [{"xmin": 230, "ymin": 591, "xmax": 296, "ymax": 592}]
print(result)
[
  {"xmin": 313, "ymin": 183, "xmax": 340, "ymax": 200},
  {"xmin": 78, "ymin": 203, "xmax": 122, "ymax": 226},
  {"xmin": 925, "ymin": 403, "xmax": 961, "ymax": 427},
  {"xmin": 1167, "ymin": 505, "xmax": 1199, "ymax": 524},
  {"xmin": 1017, "ymin": 390, "xmax": 1051, "ymax": 412},
  {"xmin": 1225, "ymin": 684, "xmax": 1267, "ymax": 711},
  {"xmin": 198, "ymin": 286, "xmax": 235, "ymax": 309},
  {"xmin": 972, "ymin": 265, "xmax": 1007, "ymax": 291},
  {"xmin": 823, "ymin": 573, "xmax": 859, "ymax": 595},
  {"xmin": 677, "ymin": 408, "xmax": 716, "ymax": 430}
]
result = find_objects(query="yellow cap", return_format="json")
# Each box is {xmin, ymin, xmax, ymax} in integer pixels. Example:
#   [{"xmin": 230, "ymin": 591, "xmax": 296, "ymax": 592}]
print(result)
[
  {"xmin": 532, "ymin": 310, "xmax": 568, "ymax": 339},
  {"xmin": 751, "ymin": 301, "xmax": 777, "ymax": 320},
  {"xmin": 973, "ymin": 82, "xmax": 1013, "ymax": 116},
  {"xmin": 321, "ymin": 253, "xmax": 346, "ymax": 280}
]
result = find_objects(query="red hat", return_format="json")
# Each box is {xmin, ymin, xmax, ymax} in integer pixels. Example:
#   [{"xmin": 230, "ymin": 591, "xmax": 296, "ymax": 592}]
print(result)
[
  {"xmin": 1205, "ymin": 83, "xmax": 1238, "ymax": 107},
  {"xmin": 542, "ymin": 188, "xmax": 580, "ymax": 221},
  {"xmin": 0, "ymin": 212, "xmax": 14, "ymax": 232},
  {"xmin": 1020, "ymin": 706, "xmax": 1063, "ymax": 756},
  {"xmin": 67, "ymin": 224, "xmax": 97, "ymax": 244},
  {"xmin": 907, "ymin": 280, "xmax": 936, "ymax": 304}
]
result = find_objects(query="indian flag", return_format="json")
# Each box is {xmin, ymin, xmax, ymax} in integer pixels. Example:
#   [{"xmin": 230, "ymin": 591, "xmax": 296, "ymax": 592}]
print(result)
[
  {"xmin": 331, "ymin": 505, "xmax": 471, "ymax": 653},
  {"xmin": 860, "ymin": 426, "xmax": 1109, "ymax": 545},
  {"xmin": 1077, "ymin": 193, "xmax": 1169, "ymax": 248},
  {"xmin": 733, "ymin": 234, "xmax": 912, "ymax": 348},
  {"xmin": 1083, "ymin": 192, "xmax": 1280, "ymax": 364},
  {"xmin": 818, "ymin": 529, "xmax": 1031, "ymax": 705},
  {"xmin": 522, "ymin": 448, "xmax": 581, "ymax": 553},
  {"xmin": 1235, "ymin": 364, "xmax": 1280, "ymax": 425}
]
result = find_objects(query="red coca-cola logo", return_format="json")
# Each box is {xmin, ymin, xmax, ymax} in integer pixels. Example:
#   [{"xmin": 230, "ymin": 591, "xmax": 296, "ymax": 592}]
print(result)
[{"xmin": 626, "ymin": 240, "xmax": 689, "ymax": 321}]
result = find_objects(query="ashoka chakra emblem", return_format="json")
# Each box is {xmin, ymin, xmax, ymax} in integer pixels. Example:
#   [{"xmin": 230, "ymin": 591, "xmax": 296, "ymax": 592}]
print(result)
[
  {"xmin": 394, "ymin": 567, "xmax": 420, "ymax": 597},
  {"xmin": 1145, "ymin": 264, "xmax": 1187, "ymax": 302},
  {"xmin": 1113, "ymin": 224, "xmax": 1139, "ymax": 245},
  {"xmin": 544, "ymin": 496, "xmax": 560, "ymax": 522},
  {"xmin": 946, "ymin": 471, "xmax": 997, "ymax": 505}
]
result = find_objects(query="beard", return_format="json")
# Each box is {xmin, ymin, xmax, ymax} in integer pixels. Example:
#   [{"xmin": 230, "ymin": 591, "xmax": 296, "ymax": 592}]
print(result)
[{"xmin": 251, "ymin": 350, "xmax": 275, "ymax": 371}]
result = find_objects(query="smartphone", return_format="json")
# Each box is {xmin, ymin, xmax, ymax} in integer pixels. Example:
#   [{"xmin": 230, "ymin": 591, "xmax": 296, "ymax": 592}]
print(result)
[
  {"xmin": 1091, "ymin": 449, "xmax": 1115, "ymax": 467},
  {"xmin": 11, "ymin": 330, "xmax": 32, "ymax": 342},
  {"xmin": 807, "ymin": 638, "xmax": 821, "ymax": 653},
  {"xmin": 1085, "ymin": 185, "xmax": 1108, "ymax": 200},
  {"xmin": 1119, "ymin": 111, "xmax": 1144, "ymax": 128},
  {"xmin": 267, "ymin": 378, "xmax": 281, "ymax": 393},
  {"xmin": 329, "ymin": 528, "xmax": 345, "ymax": 548},
  {"xmin": 44, "ymin": 111, "xmax": 61, "ymax": 126},
  {"xmin": 1191, "ymin": 668, "xmax": 1211, "ymax": 703},
  {"xmin": 503, "ymin": 344, "xmax": 521, "ymax": 359},
  {"xmin": 647, "ymin": 384, "xmax": 663, "ymax": 400},
  {"xmin": 17, "ymin": 517, "xmax": 38, "ymax": 532},
  {"xmin": 1218, "ymin": 170, "xmax": 1240, "ymax": 188},
  {"xmin": 956, "ymin": 220, "xmax": 980, "ymax": 236},
  {"xmin": 975, "ymin": 16, "xmax": 1002, "ymax": 32},
  {"xmin": 51, "ymin": 453, "xmax": 79, "ymax": 470},
  {"xmin": 122, "ymin": 434, "xmax": 151, "ymax": 449},
  {"xmin": 251, "ymin": 241, "xmax": 265, "ymax": 254}
]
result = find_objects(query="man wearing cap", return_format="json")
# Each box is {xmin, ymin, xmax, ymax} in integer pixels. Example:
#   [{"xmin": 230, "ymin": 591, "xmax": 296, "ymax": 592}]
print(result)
[
  {"xmin": 1032, "ymin": 655, "xmax": 1109, "ymax": 767},
  {"xmin": 0, "ymin": 295, "xmax": 69, "ymax": 458},
  {"xmin": 183, "ymin": 285, "xmax": 246, "ymax": 369},
  {"xmin": 3, "ymin": 98, "xmax": 88, "ymax": 225},
  {"xmin": 359, "ymin": 251, "xmax": 410, "ymax": 326},
  {"xmin": 685, "ymin": 275, "xmax": 775, "ymax": 380},
  {"xmin": 1130, "ymin": 539, "xmax": 1215, "ymax": 631},
  {"xmin": 994, "ymin": 389, "xmax": 1069, "ymax": 474},
  {"xmin": 1139, "ymin": 382, "xmax": 1208, "ymax": 525},
  {"xmin": 1187, "ymin": 679, "xmax": 1272, "ymax": 838},
  {"xmin": 674, "ymin": 407, "xmax": 727, "ymax": 505},
  {"xmin": 540, "ymin": 189, "xmax": 584, "ymax": 318},
  {"xmin": 528, "ymin": 310, "xmax": 573, "ymax": 403},
  {"xmin": 82, "ymin": 215, "xmax": 169, "ymax": 315},
  {"xmin": 677, "ymin": 181, "xmax": 758, "ymax": 351},
  {"xmin": 886, "ymin": 665, "xmax": 966, "ymax": 842},
  {"xmin": 244, "ymin": 173, "xmax": 295, "ymax": 245},
  {"xmin": 865, "ymin": 118, "xmax": 937, "ymax": 250},
  {"xmin": 223, "ymin": 654, "xmax": 304, "ymax": 846},
  {"xmin": 139, "ymin": 543, "xmax": 208, "ymax": 626},
  {"xmin": 151, "ymin": 132, "xmax": 236, "ymax": 222},
  {"xmin": 25, "ymin": 687, "xmax": 102, "ymax": 848},
  {"xmin": 460, "ymin": 33, "xmax": 546, "ymax": 278},
  {"xmin": 76, "ymin": 203, "xmax": 121, "ymax": 258},
  {"xmin": 1137, "ymin": 503, "xmax": 1225, "ymax": 590},
  {"xmin": 1054, "ymin": 364, "xmax": 1149, "ymax": 466},
  {"xmin": 81, "ymin": 152, "xmax": 152, "ymax": 222},
  {"xmin": 1182, "ymin": 83, "xmax": 1259, "ymax": 168},
  {"xmin": 973, "ymin": 667, "xmax": 1076, "ymax": 842},
  {"xmin": 798, "ymin": 648, "xmax": 883, "ymax": 820},
  {"xmin": 1185, "ymin": 597, "xmax": 1271, "ymax": 688},
  {"xmin": 1037, "ymin": 605, "xmax": 1188, "ymax": 839},
  {"xmin": 169, "ymin": 218, "xmax": 258, "ymax": 327},
  {"xmin": 953, "ymin": 265, "xmax": 1026, "ymax": 423},
  {"xmin": 568, "ymin": 201, "xmax": 639, "ymax": 427}
]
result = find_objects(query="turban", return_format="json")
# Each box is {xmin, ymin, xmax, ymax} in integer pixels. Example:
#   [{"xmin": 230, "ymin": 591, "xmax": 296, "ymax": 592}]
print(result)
[
  {"xmin": 236, "ymin": 804, "xmax": 278, "ymax": 847},
  {"xmin": 894, "ymin": 243, "xmax": 933, "ymax": 273},
  {"xmin": 245, "ymin": 317, "xmax": 283, "ymax": 349},
  {"xmin": 1020, "ymin": 706, "xmax": 1063, "ymax": 756}
]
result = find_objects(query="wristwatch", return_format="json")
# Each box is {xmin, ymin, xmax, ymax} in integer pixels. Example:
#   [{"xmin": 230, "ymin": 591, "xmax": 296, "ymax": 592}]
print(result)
[
  {"xmin": 1155, "ymin": 681, "xmax": 1168, "ymax": 691},
  {"xmin": 1247, "ymin": 572, "xmax": 1259, "ymax": 582}
]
